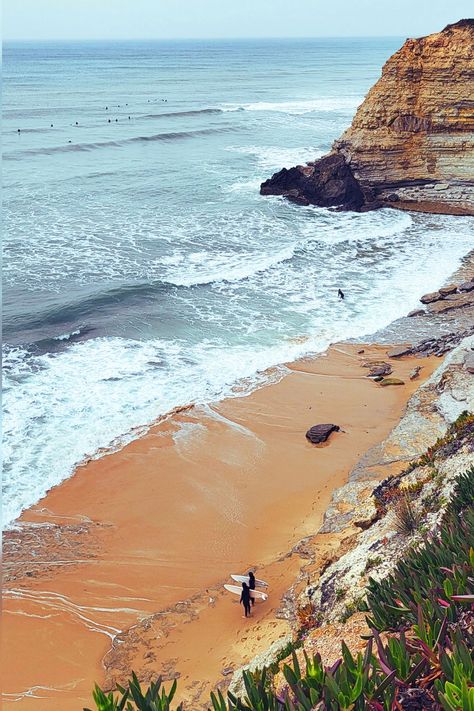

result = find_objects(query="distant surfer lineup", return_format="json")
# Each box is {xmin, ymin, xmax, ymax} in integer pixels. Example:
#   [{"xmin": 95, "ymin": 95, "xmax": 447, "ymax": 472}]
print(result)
[{"xmin": 225, "ymin": 572, "xmax": 269, "ymax": 618}]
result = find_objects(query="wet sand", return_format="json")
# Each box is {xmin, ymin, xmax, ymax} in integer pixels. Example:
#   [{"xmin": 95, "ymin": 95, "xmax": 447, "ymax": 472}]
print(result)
[{"xmin": 2, "ymin": 344, "xmax": 440, "ymax": 709}]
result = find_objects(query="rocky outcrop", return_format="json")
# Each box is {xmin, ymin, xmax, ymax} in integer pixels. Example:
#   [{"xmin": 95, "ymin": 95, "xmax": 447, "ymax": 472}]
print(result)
[
  {"xmin": 419, "ymin": 280, "xmax": 474, "ymax": 311},
  {"xmin": 302, "ymin": 336, "xmax": 474, "ymax": 620},
  {"xmin": 260, "ymin": 154, "xmax": 364, "ymax": 209},
  {"xmin": 261, "ymin": 20, "xmax": 474, "ymax": 215}
]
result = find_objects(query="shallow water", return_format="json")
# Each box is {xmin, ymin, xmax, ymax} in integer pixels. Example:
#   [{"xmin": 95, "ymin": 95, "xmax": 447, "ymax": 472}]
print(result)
[{"xmin": 3, "ymin": 38, "xmax": 473, "ymax": 525}]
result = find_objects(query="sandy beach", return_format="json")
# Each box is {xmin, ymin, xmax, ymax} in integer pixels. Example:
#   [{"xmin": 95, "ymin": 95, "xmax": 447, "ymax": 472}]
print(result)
[{"xmin": 2, "ymin": 343, "xmax": 441, "ymax": 709}]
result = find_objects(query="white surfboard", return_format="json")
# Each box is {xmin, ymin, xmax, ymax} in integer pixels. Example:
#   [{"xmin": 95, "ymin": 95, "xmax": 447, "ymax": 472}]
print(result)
[
  {"xmin": 231, "ymin": 574, "xmax": 268, "ymax": 588},
  {"xmin": 224, "ymin": 584, "xmax": 268, "ymax": 601}
]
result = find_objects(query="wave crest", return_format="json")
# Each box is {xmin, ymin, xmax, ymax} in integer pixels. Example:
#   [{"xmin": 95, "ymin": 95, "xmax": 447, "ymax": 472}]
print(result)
[{"xmin": 4, "ymin": 126, "xmax": 235, "ymax": 159}]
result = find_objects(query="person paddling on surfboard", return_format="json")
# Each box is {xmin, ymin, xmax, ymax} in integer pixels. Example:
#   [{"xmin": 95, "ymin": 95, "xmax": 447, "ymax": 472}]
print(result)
[
  {"xmin": 240, "ymin": 582, "xmax": 252, "ymax": 618},
  {"xmin": 248, "ymin": 572, "xmax": 256, "ymax": 606}
]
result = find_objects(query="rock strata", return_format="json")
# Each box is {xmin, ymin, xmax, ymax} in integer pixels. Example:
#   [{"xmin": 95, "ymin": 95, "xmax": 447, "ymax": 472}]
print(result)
[
  {"xmin": 396, "ymin": 326, "xmax": 474, "ymax": 358},
  {"xmin": 260, "ymin": 20, "xmax": 474, "ymax": 214}
]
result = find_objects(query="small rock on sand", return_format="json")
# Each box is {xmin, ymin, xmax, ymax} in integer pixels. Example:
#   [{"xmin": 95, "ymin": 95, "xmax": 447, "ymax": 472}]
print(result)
[
  {"xmin": 379, "ymin": 377, "xmax": 405, "ymax": 386},
  {"xmin": 366, "ymin": 363, "xmax": 392, "ymax": 377},
  {"xmin": 409, "ymin": 366, "xmax": 423, "ymax": 380},
  {"xmin": 306, "ymin": 424, "xmax": 340, "ymax": 444}
]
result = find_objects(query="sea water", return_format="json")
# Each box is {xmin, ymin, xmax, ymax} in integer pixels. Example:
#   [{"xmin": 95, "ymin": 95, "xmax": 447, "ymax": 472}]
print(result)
[{"xmin": 3, "ymin": 38, "xmax": 473, "ymax": 525}]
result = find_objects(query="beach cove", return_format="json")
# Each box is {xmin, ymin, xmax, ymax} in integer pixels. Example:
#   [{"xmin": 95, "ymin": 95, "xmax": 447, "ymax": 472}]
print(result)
[{"xmin": 3, "ymin": 340, "xmax": 444, "ymax": 709}]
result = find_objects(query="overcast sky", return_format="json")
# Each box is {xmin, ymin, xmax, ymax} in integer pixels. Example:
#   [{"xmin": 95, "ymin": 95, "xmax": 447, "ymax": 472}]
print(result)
[{"xmin": 4, "ymin": 0, "xmax": 472, "ymax": 41}]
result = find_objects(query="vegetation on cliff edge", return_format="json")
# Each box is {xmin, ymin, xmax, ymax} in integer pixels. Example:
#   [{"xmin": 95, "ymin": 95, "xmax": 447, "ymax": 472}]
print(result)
[{"xmin": 85, "ymin": 437, "xmax": 474, "ymax": 710}]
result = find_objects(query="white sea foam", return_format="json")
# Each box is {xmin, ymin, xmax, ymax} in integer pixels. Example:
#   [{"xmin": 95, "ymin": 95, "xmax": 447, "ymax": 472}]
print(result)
[
  {"xmin": 53, "ymin": 329, "xmax": 81, "ymax": 341},
  {"xmin": 221, "ymin": 97, "xmax": 362, "ymax": 115},
  {"xmin": 2, "ymin": 337, "xmax": 302, "ymax": 526},
  {"xmin": 4, "ymin": 213, "xmax": 473, "ymax": 528},
  {"xmin": 161, "ymin": 246, "xmax": 295, "ymax": 286},
  {"xmin": 3, "ymin": 205, "xmax": 295, "ymax": 292},
  {"xmin": 226, "ymin": 144, "xmax": 324, "ymax": 172}
]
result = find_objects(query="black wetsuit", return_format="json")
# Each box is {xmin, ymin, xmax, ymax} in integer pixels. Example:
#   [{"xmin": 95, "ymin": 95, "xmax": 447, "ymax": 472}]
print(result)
[
  {"xmin": 240, "ymin": 586, "xmax": 251, "ymax": 617},
  {"xmin": 249, "ymin": 576, "xmax": 256, "ymax": 606}
]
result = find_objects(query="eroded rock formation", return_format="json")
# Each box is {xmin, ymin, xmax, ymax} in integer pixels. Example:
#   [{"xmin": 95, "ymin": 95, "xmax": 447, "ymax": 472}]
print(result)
[{"xmin": 261, "ymin": 20, "xmax": 474, "ymax": 215}]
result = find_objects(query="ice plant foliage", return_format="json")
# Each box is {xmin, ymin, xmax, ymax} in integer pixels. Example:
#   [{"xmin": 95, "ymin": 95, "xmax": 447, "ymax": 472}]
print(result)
[{"xmin": 85, "ymin": 469, "xmax": 474, "ymax": 710}]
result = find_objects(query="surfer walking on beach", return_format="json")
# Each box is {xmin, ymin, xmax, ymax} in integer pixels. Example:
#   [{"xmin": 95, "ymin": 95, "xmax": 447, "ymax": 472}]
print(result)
[
  {"xmin": 248, "ymin": 571, "xmax": 256, "ymax": 606},
  {"xmin": 240, "ymin": 582, "xmax": 252, "ymax": 618}
]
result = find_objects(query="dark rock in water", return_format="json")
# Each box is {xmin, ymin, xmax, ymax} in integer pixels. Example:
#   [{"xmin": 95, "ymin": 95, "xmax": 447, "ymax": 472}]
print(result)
[
  {"xmin": 420, "ymin": 290, "xmax": 443, "ymax": 304},
  {"xmin": 408, "ymin": 308, "xmax": 425, "ymax": 317},
  {"xmin": 387, "ymin": 346, "xmax": 413, "ymax": 358},
  {"xmin": 379, "ymin": 377, "xmax": 405, "ymax": 386},
  {"xmin": 459, "ymin": 280, "xmax": 474, "ymax": 292},
  {"xmin": 367, "ymin": 363, "xmax": 392, "ymax": 377},
  {"xmin": 260, "ymin": 154, "xmax": 365, "ymax": 210},
  {"xmin": 285, "ymin": 189, "xmax": 310, "ymax": 206},
  {"xmin": 306, "ymin": 423, "xmax": 340, "ymax": 444}
]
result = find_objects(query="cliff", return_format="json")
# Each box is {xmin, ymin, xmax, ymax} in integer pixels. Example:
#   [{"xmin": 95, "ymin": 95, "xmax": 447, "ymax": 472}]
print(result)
[{"xmin": 261, "ymin": 20, "xmax": 474, "ymax": 215}]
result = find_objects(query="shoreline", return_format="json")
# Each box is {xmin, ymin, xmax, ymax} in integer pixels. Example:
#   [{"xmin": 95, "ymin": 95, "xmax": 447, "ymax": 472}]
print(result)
[
  {"xmin": 4, "ymin": 246, "xmax": 473, "ymax": 531},
  {"xmin": 3, "ymin": 256, "xmax": 473, "ymax": 710}
]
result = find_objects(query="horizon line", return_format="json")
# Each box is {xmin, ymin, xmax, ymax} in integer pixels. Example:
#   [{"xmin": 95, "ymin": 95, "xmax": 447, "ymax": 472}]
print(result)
[{"xmin": 4, "ymin": 34, "xmax": 406, "ymax": 42}]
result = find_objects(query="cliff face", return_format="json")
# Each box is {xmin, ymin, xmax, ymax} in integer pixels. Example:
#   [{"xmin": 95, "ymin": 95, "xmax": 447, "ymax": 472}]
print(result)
[{"xmin": 261, "ymin": 20, "xmax": 474, "ymax": 215}]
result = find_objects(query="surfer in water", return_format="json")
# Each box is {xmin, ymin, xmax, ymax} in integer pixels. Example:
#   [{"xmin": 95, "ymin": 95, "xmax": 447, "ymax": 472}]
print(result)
[
  {"xmin": 338, "ymin": 288, "xmax": 345, "ymax": 300},
  {"xmin": 240, "ymin": 582, "xmax": 252, "ymax": 618},
  {"xmin": 248, "ymin": 572, "xmax": 256, "ymax": 606}
]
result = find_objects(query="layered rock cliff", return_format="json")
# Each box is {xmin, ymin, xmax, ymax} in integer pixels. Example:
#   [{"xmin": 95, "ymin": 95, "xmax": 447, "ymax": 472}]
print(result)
[{"xmin": 261, "ymin": 20, "xmax": 474, "ymax": 215}]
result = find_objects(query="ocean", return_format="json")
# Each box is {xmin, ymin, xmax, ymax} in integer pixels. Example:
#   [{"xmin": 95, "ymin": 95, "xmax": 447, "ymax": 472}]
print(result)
[{"xmin": 3, "ymin": 38, "xmax": 473, "ymax": 526}]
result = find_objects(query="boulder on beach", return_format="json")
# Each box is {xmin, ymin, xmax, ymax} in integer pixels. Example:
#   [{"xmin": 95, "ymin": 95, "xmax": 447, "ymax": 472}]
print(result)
[
  {"xmin": 305, "ymin": 424, "xmax": 340, "ymax": 444},
  {"xmin": 379, "ymin": 377, "xmax": 405, "ymax": 386},
  {"xmin": 366, "ymin": 363, "xmax": 392, "ymax": 377}
]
